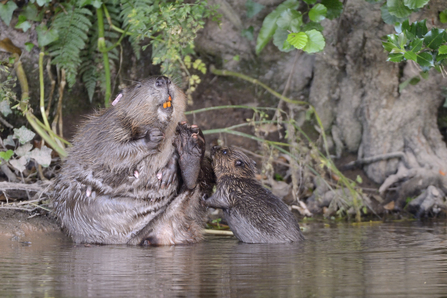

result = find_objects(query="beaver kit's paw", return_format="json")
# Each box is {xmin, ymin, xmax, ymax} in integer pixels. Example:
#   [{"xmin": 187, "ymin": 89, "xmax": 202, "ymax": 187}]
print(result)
[
  {"xmin": 174, "ymin": 122, "xmax": 205, "ymax": 189},
  {"xmin": 156, "ymin": 154, "xmax": 178, "ymax": 189},
  {"xmin": 143, "ymin": 128, "xmax": 164, "ymax": 150}
]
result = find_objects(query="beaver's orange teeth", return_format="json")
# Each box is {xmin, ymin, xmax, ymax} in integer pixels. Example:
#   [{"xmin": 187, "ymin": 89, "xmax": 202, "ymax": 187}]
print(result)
[{"xmin": 162, "ymin": 101, "xmax": 172, "ymax": 108}]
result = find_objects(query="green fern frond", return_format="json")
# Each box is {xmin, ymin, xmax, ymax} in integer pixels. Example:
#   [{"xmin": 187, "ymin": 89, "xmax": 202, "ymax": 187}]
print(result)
[
  {"xmin": 120, "ymin": 0, "xmax": 154, "ymax": 59},
  {"xmin": 80, "ymin": 63, "xmax": 97, "ymax": 102},
  {"xmin": 79, "ymin": 1, "xmax": 121, "ymax": 101},
  {"xmin": 48, "ymin": 4, "xmax": 93, "ymax": 87}
]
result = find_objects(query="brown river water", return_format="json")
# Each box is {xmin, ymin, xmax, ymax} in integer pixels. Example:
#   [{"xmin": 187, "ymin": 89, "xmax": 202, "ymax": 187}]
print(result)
[{"xmin": 1, "ymin": 221, "xmax": 447, "ymax": 298}]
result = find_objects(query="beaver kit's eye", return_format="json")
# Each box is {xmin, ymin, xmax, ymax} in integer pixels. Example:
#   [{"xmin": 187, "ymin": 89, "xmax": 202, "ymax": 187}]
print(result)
[
  {"xmin": 222, "ymin": 149, "xmax": 228, "ymax": 155},
  {"xmin": 235, "ymin": 160, "xmax": 244, "ymax": 167}
]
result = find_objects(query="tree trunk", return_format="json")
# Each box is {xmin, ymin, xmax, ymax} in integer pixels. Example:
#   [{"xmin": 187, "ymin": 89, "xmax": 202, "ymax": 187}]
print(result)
[{"xmin": 309, "ymin": 0, "xmax": 447, "ymax": 214}]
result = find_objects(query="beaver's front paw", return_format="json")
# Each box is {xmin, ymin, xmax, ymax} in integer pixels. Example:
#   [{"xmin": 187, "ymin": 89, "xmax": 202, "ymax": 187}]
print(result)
[
  {"xmin": 156, "ymin": 154, "xmax": 178, "ymax": 189},
  {"xmin": 144, "ymin": 128, "xmax": 164, "ymax": 150},
  {"xmin": 174, "ymin": 122, "xmax": 205, "ymax": 190}
]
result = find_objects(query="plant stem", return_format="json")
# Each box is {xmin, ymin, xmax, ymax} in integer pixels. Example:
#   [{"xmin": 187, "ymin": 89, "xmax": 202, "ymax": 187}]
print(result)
[
  {"xmin": 210, "ymin": 65, "xmax": 307, "ymax": 105},
  {"xmin": 97, "ymin": 6, "xmax": 111, "ymax": 107},
  {"xmin": 39, "ymin": 51, "xmax": 51, "ymax": 130}
]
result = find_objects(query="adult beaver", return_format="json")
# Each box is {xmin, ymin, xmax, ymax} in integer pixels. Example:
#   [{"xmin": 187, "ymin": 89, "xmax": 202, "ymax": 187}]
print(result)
[
  {"xmin": 203, "ymin": 146, "xmax": 304, "ymax": 243},
  {"xmin": 52, "ymin": 76, "xmax": 214, "ymax": 245}
]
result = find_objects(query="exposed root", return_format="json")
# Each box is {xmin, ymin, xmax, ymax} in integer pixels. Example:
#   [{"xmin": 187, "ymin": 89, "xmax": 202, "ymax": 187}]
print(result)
[
  {"xmin": 341, "ymin": 152, "xmax": 407, "ymax": 171},
  {"xmin": 408, "ymin": 185, "xmax": 447, "ymax": 218}
]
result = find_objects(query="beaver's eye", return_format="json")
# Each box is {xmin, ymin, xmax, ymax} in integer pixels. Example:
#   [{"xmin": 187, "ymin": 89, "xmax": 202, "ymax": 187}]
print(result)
[
  {"xmin": 222, "ymin": 150, "xmax": 228, "ymax": 155},
  {"xmin": 235, "ymin": 160, "xmax": 243, "ymax": 167}
]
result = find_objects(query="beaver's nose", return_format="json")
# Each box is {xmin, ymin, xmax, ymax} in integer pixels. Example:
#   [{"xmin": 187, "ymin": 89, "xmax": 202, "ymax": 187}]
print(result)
[{"xmin": 155, "ymin": 76, "xmax": 171, "ymax": 87}]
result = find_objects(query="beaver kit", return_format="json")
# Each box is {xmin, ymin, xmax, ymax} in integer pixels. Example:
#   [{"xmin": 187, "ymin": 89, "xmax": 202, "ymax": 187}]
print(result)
[
  {"xmin": 52, "ymin": 76, "xmax": 214, "ymax": 245},
  {"xmin": 203, "ymin": 146, "xmax": 304, "ymax": 243}
]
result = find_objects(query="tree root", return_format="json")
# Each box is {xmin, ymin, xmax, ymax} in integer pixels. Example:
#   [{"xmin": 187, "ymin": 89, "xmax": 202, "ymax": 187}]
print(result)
[
  {"xmin": 409, "ymin": 185, "xmax": 446, "ymax": 218},
  {"xmin": 341, "ymin": 152, "xmax": 407, "ymax": 170}
]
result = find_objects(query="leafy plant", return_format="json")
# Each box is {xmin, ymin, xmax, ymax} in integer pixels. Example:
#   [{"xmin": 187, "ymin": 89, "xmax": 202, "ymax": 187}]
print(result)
[
  {"xmin": 256, "ymin": 0, "xmax": 343, "ymax": 55},
  {"xmin": 1, "ymin": 0, "xmax": 218, "ymax": 106}
]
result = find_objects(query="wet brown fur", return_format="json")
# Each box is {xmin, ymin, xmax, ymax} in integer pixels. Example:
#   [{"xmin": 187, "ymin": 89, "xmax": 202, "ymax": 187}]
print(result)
[
  {"xmin": 52, "ymin": 76, "xmax": 214, "ymax": 245},
  {"xmin": 204, "ymin": 146, "xmax": 304, "ymax": 244}
]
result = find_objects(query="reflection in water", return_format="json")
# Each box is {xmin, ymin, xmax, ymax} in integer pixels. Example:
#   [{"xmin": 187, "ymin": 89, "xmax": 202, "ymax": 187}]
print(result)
[{"xmin": 1, "ymin": 222, "xmax": 447, "ymax": 297}]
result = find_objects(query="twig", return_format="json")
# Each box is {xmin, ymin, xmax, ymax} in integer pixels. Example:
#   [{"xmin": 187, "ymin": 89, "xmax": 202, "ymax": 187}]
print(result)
[
  {"xmin": 203, "ymin": 229, "xmax": 234, "ymax": 236},
  {"xmin": 0, "ymin": 115, "xmax": 13, "ymax": 129},
  {"xmin": 0, "ymin": 182, "xmax": 43, "ymax": 192}
]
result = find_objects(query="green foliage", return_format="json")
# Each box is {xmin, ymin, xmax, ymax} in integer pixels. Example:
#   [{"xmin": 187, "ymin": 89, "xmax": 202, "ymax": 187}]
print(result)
[
  {"xmin": 0, "ymin": 0, "xmax": 216, "ymax": 104},
  {"xmin": 246, "ymin": 0, "xmax": 265, "ymax": 19},
  {"xmin": 440, "ymin": 10, "xmax": 447, "ymax": 24},
  {"xmin": 47, "ymin": 4, "xmax": 93, "ymax": 88},
  {"xmin": 309, "ymin": 4, "xmax": 327, "ymax": 22},
  {"xmin": 256, "ymin": 0, "xmax": 333, "ymax": 55},
  {"xmin": 0, "ymin": 1, "xmax": 18, "ymax": 26},
  {"xmin": 256, "ymin": 0, "xmax": 300, "ymax": 55},
  {"xmin": 383, "ymin": 19, "xmax": 447, "ymax": 72}
]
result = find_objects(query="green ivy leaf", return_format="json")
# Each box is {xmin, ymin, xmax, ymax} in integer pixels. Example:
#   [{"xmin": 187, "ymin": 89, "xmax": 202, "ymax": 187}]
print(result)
[
  {"xmin": 440, "ymin": 10, "xmax": 447, "ymax": 24},
  {"xmin": 287, "ymin": 31, "xmax": 308, "ymax": 49},
  {"xmin": 25, "ymin": 42, "xmax": 35, "ymax": 52},
  {"xmin": 387, "ymin": 53, "xmax": 404, "ymax": 62},
  {"xmin": 303, "ymin": 0, "xmax": 318, "ymax": 4},
  {"xmin": 0, "ymin": 1, "xmax": 18, "ymax": 26},
  {"xmin": 380, "ymin": 4, "xmax": 408, "ymax": 24},
  {"xmin": 321, "ymin": 0, "xmax": 343, "ymax": 20},
  {"xmin": 416, "ymin": 52, "xmax": 433, "ymax": 67},
  {"xmin": 303, "ymin": 29, "xmax": 325, "ymax": 53},
  {"xmin": 22, "ymin": 3, "xmax": 42, "ymax": 21},
  {"xmin": 404, "ymin": 51, "xmax": 417, "ymax": 61},
  {"xmin": 276, "ymin": 9, "xmax": 302, "ymax": 32},
  {"xmin": 246, "ymin": 0, "xmax": 265, "ymax": 19},
  {"xmin": 28, "ymin": 145, "xmax": 52, "ymax": 167},
  {"xmin": 439, "ymin": 45, "xmax": 447, "ymax": 55},
  {"xmin": 424, "ymin": 29, "xmax": 447, "ymax": 50},
  {"xmin": 36, "ymin": 24, "xmax": 58, "ymax": 47},
  {"xmin": 309, "ymin": 4, "xmax": 327, "ymax": 23},
  {"xmin": 387, "ymin": 0, "xmax": 412, "ymax": 19},
  {"xmin": 274, "ymin": 28, "xmax": 295, "ymax": 52},
  {"xmin": 0, "ymin": 100, "xmax": 12, "ymax": 117},
  {"xmin": 13, "ymin": 126, "xmax": 35, "ymax": 145},
  {"xmin": 15, "ymin": 15, "xmax": 31, "ymax": 32},
  {"xmin": 402, "ymin": 0, "xmax": 429, "ymax": 10},
  {"xmin": 256, "ymin": 0, "xmax": 300, "ymax": 55},
  {"xmin": 10, "ymin": 156, "xmax": 27, "ymax": 172},
  {"xmin": 0, "ymin": 150, "xmax": 14, "ymax": 163},
  {"xmin": 36, "ymin": 0, "xmax": 51, "ymax": 6}
]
